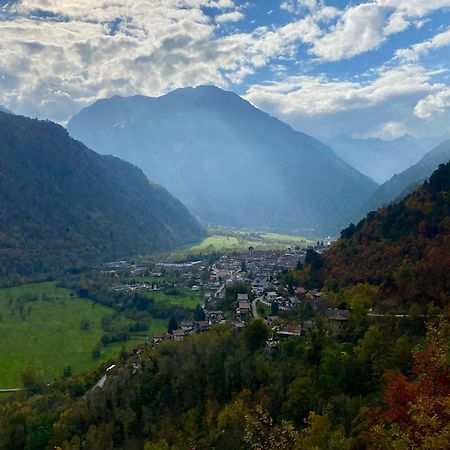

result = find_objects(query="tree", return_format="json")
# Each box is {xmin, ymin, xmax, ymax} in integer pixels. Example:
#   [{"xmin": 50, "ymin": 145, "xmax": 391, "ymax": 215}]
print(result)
[
  {"xmin": 244, "ymin": 319, "xmax": 270, "ymax": 352},
  {"xmin": 194, "ymin": 305, "xmax": 206, "ymax": 321},
  {"xmin": 20, "ymin": 366, "xmax": 43, "ymax": 395},
  {"xmin": 92, "ymin": 343, "xmax": 102, "ymax": 359},
  {"xmin": 271, "ymin": 301, "xmax": 279, "ymax": 316},
  {"xmin": 168, "ymin": 316, "xmax": 178, "ymax": 334},
  {"xmin": 368, "ymin": 320, "xmax": 450, "ymax": 449}
]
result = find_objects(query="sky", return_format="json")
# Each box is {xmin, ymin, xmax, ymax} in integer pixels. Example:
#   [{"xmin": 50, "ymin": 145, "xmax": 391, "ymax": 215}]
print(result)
[{"xmin": 0, "ymin": 0, "xmax": 450, "ymax": 140}]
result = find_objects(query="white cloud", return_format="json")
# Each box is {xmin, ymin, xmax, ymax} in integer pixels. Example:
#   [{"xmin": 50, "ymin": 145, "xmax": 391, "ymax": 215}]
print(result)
[
  {"xmin": 304, "ymin": 0, "xmax": 450, "ymax": 61},
  {"xmin": 245, "ymin": 64, "xmax": 438, "ymax": 116},
  {"xmin": 244, "ymin": 63, "xmax": 449, "ymax": 138},
  {"xmin": 414, "ymin": 87, "xmax": 450, "ymax": 118},
  {"xmin": 367, "ymin": 121, "xmax": 408, "ymax": 139},
  {"xmin": 216, "ymin": 10, "xmax": 244, "ymax": 23},
  {"xmin": 280, "ymin": 0, "xmax": 320, "ymax": 14},
  {"xmin": 396, "ymin": 28, "xmax": 450, "ymax": 62}
]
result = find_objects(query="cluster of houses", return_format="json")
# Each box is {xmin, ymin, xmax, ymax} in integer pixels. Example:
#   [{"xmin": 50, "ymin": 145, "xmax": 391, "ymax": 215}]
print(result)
[
  {"xmin": 152, "ymin": 319, "xmax": 213, "ymax": 345},
  {"xmin": 113, "ymin": 282, "xmax": 160, "ymax": 292}
]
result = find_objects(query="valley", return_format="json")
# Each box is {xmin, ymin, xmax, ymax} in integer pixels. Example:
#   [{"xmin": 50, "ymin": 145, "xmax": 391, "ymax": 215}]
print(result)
[{"xmin": 0, "ymin": 10, "xmax": 450, "ymax": 444}]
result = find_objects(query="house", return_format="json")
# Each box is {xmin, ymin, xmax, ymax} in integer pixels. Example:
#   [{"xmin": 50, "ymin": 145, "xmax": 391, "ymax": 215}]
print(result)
[
  {"xmin": 237, "ymin": 300, "xmax": 252, "ymax": 322},
  {"xmin": 276, "ymin": 324, "xmax": 302, "ymax": 337},
  {"xmin": 173, "ymin": 329, "xmax": 187, "ymax": 342},
  {"xmin": 266, "ymin": 291, "xmax": 277, "ymax": 302},
  {"xmin": 153, "ymin": 334, "xmax": 164, "ymax": 345},
  {"xmin": 180, "ymin": 321, "xmax": 195, "ymax": 333},
  {"xmin": 196, "ymin": 320, "xmax": 211, "ymax": 332},
  {"xmin": 326, "ymin": 308, "xmax": 350, "ymax": 334},
  {"xmin": 232, "ymin": 321, "xmax": 246, "ymax": 329},
  {"xmin": 237, "ymin": 293, "xmax": 249, "ymax": 301},
  {"xmin": 206, "ymin": 310, "xmax": 224, "ymax": 323},
  {"xmin": 252, "ymin": 275, "xmax": 270, "ymax": 293}
]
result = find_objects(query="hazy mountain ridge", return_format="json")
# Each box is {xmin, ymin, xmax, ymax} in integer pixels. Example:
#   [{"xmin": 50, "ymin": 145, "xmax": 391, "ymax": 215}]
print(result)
[
  {"xmin": 358, "ymin": 139, "xmax": 450, "ymax": 219},
  {"xmin": 68, "ymin": 85, "xmax": 377, "ymax": 235},
  {"xmin": 0, "ymin": 112, "xmax": 205, "ymax": 281},
  {"xmin": 328, "ymin": 133, "xmax": 442, "ymax": 183}
]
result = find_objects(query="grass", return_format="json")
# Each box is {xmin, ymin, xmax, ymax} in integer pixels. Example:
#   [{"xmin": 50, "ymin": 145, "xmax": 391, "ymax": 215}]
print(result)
[
  {"xmin": 169, "ymin": 229, "xmax": 314, "ymax": 259},
  {"xmin": 143, "ymin": 288, "xmax": 205, "ymax": 309},
  {"xmin": 0, "ymin": 282, "xmax": 165, "ymax": 387}
]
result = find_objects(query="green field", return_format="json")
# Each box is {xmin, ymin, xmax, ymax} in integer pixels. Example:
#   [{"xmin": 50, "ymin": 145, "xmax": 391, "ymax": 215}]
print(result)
[
  {"xmin": 0, "ymin": 282, "xmax": 166, "ymax": 387},
  {"xmin": 170, "ymin": 230, "xmax": 313, "ymax": 258},
  {"xmin": 143, "ymin": 288, "xmax": 205, "ymax": 309}
]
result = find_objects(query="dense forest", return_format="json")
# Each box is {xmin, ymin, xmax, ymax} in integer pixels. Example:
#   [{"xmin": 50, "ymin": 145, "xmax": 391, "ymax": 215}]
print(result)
[
  {"xmin": 0, "ymin": 162, "xmax": 449, "ymax": 449},
  {"xmin": 296, "ymin": 161, "xmax": 450, "ymax": 316},
  {"xmin": 0, "ymin": 113, "xmax": 205, "ymax": 284}
]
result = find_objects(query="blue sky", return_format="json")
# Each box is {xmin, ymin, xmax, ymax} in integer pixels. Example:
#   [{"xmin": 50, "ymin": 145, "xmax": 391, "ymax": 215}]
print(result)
[{"xmin": 0, "ymin": 0, "xmax": 450, "ymax": 140}]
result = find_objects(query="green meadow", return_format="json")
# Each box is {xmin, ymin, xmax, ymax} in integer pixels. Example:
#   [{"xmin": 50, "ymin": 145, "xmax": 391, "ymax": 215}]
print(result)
[
  {"xmin": 142, "ymin": 288, "xmax": 205, "ymax": 309},
  {"xmin": 169, "ymin": 229, "xmax": 313, "ymax": 258},
  {"xmin": 0, "ymin": 282, "xmax": 165, "ymax": 387}
]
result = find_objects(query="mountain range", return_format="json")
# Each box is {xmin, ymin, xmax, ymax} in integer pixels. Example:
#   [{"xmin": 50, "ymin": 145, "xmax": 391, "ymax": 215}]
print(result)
[
  {"xmin": 328, "ymin": 134, "xmax": 442, "ymax": 183},
  {"xmin": 358, "ymin": 139, "xmax": 450, "ymax": 219},
  {"xmin": 0, "ymin": 112, "xmax": 205, "ymax": 281},
  {"xmin": 68, "ymin": 85, "xmax": 378, "ymax": 235}
]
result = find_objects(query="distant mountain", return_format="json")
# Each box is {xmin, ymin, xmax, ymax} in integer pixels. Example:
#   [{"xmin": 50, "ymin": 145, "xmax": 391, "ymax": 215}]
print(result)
[
  {"xmin": 360, "ymin": 139, "xmax": 450, "ymax": 217},
  {"xmin": 0, "ymin": 112, "xmax": 205, "ymax": 280},
  {"xmin": 68, "ymin": 86, "xmax": 377, "ymax": 236},
  {"xmin": 328, "ymin": 134, "xmax": 442, "ymax": 183},
  {"xmin": 0, "ymin": 105, "xmax": 12, "ymax": 114}
]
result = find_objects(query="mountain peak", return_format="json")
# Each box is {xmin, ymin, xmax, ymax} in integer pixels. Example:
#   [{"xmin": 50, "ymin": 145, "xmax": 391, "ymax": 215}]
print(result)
[{"xmin": 68, "ymin": 87, "xmax": 376, "ymax": 235}]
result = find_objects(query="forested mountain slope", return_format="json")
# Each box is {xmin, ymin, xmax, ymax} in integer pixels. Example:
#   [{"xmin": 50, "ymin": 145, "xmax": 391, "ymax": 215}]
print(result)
[
  {"xmin": 0, "ymin": 112, "xmax": 205, "ymax": 281},
  {"xmin": 304, "ymin": 160, "xmax": 450, "ymax": 314}
]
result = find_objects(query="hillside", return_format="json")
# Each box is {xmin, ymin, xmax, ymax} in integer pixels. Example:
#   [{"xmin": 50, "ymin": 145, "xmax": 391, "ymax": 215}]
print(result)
[
  {"xmin": 0, "ymin": 112, "xmax": 205, "ymax": 281},
  {"xmin": 68, "ymin": 86, "xmax": 377, "ymax": 235},
  {"xmin": 359, "ymin": 139, "xmax": 450, "ymax": 218},
  {"xmin": 304, "ymin": 160, "xmax": 450, "ymax": 313},
  {"xmin": 328, "ymin": 134, "xmax": 438, "ymax": 183}
]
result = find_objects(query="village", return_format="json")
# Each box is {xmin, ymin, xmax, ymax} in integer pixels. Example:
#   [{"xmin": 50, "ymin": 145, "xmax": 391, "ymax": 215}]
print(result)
[{"xmin": 102, "ymin": 241, "xmax": 351, "ymax": 350}]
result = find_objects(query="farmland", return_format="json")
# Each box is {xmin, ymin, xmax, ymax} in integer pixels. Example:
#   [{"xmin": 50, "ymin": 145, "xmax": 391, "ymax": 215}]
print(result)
[
  {"xmin": 0, "ymin": 282, "xmax": 165, "ymax": 387},
  {"xmin": 168, "ymin": 229, "xmax": 313, "ymax": 259}
]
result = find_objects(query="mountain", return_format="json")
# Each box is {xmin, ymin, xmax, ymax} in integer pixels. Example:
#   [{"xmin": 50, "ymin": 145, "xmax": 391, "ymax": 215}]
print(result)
[
  {"xmin": 0, "ymin": 105, "xmax": 12, "ymax": 113},
  {"xmin": 327, "ymin": 134, "xmax": 441, "ymax": 183},
  {"xmin": 67, "ymin": 85, "xmax": 377, "ymax": 235},
  {"xmin": 359, "ymin": 139, "xmax": 450, "ymax": 218},
  {"xmin": 303, "ymin": 160, "xmax": 450, "ymax": 313},
  {"xmin": 0, "ymin": 112, "xmax": 205, "ymax": 280}
]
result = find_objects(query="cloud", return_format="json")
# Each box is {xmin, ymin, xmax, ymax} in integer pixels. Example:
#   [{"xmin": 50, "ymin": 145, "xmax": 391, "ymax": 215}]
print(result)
[
  {"xmin": 244, "ymin": 63, "xmax": 446, "ymax": 138},
  {"xmin": 303, "ymin": 0, "xmax": 450, "ymax": 61},
  {"xmin": 395, "ymin": 28, "xmax": 450, "ymax": 62},
  {"xmin": 245, "ymin": 64, "xmax": 438, "ymax": 116},
  {"xmin": 216, "ymin": 10, "xmax": 244, "ymax": 23},
  {"xmin": 414, "ymin": 87, "xmax": 450, "ymax": 119}
]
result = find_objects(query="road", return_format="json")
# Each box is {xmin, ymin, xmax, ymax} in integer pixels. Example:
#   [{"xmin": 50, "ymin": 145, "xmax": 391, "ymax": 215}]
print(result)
[{"xmin": 252, "ymin": 297, "xmax": 262, "ymax": 319}]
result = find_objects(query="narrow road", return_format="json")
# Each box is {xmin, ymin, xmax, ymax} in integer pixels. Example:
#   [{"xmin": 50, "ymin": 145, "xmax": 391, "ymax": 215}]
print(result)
[
  {"xmin": 0, "ymin": 388, "xmax": 20, "ymax": 393},
  {"xmin": 252, "ymin": 297, "xmax": 261, "ymax": 319}
]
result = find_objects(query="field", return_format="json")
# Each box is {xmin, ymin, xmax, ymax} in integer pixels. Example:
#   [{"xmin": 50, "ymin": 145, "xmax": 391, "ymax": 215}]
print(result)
[
  {"xmin": 143, "ymin": 289, "xmax": 204, "ymax": 309},
  {"xmin": 0, "ymin": 282, "xmax": 166, "ymax": 387},
  {"xmin": 169, "ymin": 229, "xmax": 313, "ymax": 259}
]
